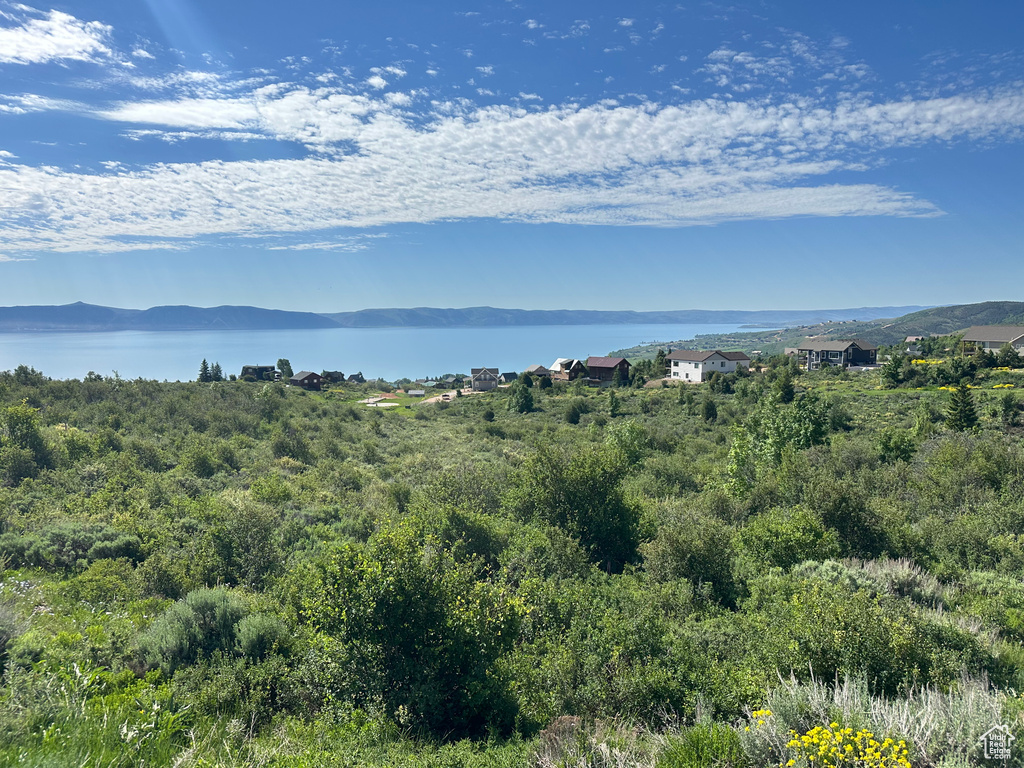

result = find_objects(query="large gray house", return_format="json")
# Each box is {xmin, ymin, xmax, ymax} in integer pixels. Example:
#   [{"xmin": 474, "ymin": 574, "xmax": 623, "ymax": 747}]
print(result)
[
  {"xmin": 794, "ymin": 339, "xmax": 877, "ymax": 370},
  {"xmin": 961, "ymin": 326, "xmax": 1024, "ymax": 355}
]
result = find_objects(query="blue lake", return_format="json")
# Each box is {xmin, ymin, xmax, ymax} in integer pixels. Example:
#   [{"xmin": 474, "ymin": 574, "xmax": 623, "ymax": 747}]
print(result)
[{"xmin": 0, "ymin": 324, "xmax": 748, "ymax": 382}]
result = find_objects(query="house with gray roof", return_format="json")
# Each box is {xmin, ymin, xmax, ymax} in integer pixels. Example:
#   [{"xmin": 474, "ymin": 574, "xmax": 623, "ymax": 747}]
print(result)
[
  {"xmin": 290, "ymin": 371, "xmax": 324, "ymax": 391},
  {"xmin": 795, "ymin": 339, "xmax": 877, "ymax": 370},
  {"xmin": 961, "ymin": 326, "xmax": 1024, "ymax": 355},
  {"xmin": 668, "ymin": 349, "xmax": 750, "ymax": 382},
  {"xmin": 470, "ymin": 367, "xmax": 499, "ymax": 391}
]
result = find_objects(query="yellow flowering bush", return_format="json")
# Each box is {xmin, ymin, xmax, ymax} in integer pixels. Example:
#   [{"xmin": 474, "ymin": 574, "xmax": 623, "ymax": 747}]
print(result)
[
  {"xmin": 993, "ymin": 383, "xmax": 1016, "ymax": 388},
  {"xmin": 782, "ymin": 724, "xmax": 910, "ymax": 768},
  {"xmin": 911, "ymin": 359, "xmax": 945, "ymax": 365},
  {"xmin": 745, "ymin": 708, "xmax": 773, "ymax": 731}
]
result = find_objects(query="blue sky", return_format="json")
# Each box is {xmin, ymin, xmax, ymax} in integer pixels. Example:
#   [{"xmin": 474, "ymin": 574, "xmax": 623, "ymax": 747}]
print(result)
[{"xmin": 0, "ymin": 0, "xmax": 1022, "ymax": 312}]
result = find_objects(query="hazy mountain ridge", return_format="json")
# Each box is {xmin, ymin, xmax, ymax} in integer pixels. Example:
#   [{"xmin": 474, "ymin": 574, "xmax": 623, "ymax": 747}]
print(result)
[
  {"xmin": 0, "ymin": 302, "xmax": 338, "ymax": 331},
  {"xmin": 0, "ymin": 302, "xmax": 931, "ymax": 332}
]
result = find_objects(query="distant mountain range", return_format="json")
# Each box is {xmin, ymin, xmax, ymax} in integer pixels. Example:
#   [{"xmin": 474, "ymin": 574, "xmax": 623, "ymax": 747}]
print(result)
[{"xmin": 0, "ymin": 302, "xmax": 932, "ymax": 332}]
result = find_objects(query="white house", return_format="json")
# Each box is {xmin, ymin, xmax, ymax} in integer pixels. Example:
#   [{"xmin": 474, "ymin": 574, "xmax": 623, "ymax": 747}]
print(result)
[
  {"xmin": 668, "ymin": 350, "xmax": 750, "ymax": 383},
  {"xmin": 549, "ymin": 358, "xmax": 587, "ymax": 382}
]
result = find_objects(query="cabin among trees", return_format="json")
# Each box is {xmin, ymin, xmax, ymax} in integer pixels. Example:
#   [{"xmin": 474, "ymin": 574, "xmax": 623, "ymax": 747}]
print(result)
[
  {"xmin": 240, "ymin": 365, "xmax": 278, "ymax": 381},
  {"xmin": 289, "ymin": 371, "xmax": 325, "ymax": 391},
  {"xmin": 585, "ymin": 356, "xmax": 631, "ymax": 387}
]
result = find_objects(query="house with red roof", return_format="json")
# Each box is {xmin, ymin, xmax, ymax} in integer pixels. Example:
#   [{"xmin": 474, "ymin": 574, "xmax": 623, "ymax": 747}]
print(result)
[{"xmin": 586, "ymin": 356, "xmax": 631, "ymax": 387}]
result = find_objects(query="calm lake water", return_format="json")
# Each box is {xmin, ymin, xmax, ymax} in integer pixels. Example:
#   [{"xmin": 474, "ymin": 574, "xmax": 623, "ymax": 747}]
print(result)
[{"xmin": 0, "ymin": 324, "xmax": 747, "ymax": 382}]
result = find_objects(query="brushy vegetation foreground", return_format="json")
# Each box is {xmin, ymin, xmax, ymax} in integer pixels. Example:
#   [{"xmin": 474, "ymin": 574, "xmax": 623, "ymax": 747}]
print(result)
[{"xmin": 1, "ymin": 348, "xmax": 1024, "ymax": 767}]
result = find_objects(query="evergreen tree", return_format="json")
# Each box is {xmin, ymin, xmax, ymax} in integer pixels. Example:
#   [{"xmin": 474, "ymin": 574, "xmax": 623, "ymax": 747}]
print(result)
[
  {"xmin": 507, "ymin": 382, "xmax": 533, "ymax": 413},
  {"xmin": 611, "ymin": 366, "xmax": 624, "ymax": 388},
  {"xmin": 198, "ymin": 359, "xmax": 211, "ymax": 382},
  {"xmin": 608, "ymin": 389, "xmax": 620, "ymax": 418},
  {"xmin": 701, "ymin": 396, "xmax": 718, "ymax": 423},
  {"xmin": 1001, "ymin": 391, "xmax": 1021, "ymax": 429},
  {"xmin": 998, "ymin": 343, "xmax": 1023, "ymax": 369},
  {"xmin": 972, "ymin": 347, "xmax": 996, "ymax": 369},
  {"xmin": 654, "ymin": 348, "xmax": 668, "ymax": 377},
  {"xmin": 880, "ymin": 354, "xmax": 903, "ymax": 389},
  {"xmin": 775, "ymin": 368, "xmax": 795, "ymax": 403},
  {"xmin": 211, "ymin": 362, "xmax": 223, "ymax": 382},
  {"xmin": 945, "ymin": 381, "xmax": 978, "ymax": 432}
]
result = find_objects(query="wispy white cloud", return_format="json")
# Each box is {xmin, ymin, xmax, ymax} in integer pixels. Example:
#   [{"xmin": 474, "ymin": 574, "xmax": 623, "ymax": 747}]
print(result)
[
  {"xmin": 372, "ymin": 65, "xmax": 407, "ymax": 78},
  {"xmin": 0, "ymin": 7, "xmax": 114, "ymax": 65},
  {"xmin": 700, "ymin": 33, "xmax": 872, "ymax": 93},
  {"xmin": 618, "ymin": 18, "xmax": 635, "ymax": 27},
  {"xmin": 2, "ymin": 82, "xmax": 1022, "ymax": 254},
  {"xmin": 99, "ymin": 97, "xmax": 261, "ymax": 129},
  {"xmin": 265, "ymin": 233, "xmax": 387, "ymax": 251},
  {"xmin": 0, "ymin": 254, "xmax": 36, "ymax": 262}
]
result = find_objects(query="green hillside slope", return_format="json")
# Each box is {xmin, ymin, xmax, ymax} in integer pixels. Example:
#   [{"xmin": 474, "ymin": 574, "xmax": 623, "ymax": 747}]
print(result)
[{"xmin": 612, "ymin": 301, "xmax": 1024, "ymax": 358}]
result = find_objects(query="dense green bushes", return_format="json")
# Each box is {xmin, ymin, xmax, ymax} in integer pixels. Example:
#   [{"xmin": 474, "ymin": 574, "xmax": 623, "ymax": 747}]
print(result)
[
  {"xmin": 302, "ymin": 522, "xmax": 521, "ymax": 736},
  {"xmin": 0, "ymin": 522, "xmax": 141, "ymax": 570},
  {"xmin": 0, "ymin": 365, "xmax": 1023, "ymax": 763}
]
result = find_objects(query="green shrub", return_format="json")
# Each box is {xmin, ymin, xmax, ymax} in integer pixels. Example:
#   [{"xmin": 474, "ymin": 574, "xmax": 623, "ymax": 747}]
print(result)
[
  {"xmin": 737, "ymin": 505, "xmax": 840, "ymax": 570},
  {"xmin": 234, "ymin": 613, "xmax": 292, "ymax": 660},
  {"xmin": 658, "ymin": 722, "xmax": 747, "ymax": 768},
  {"xmin": 303, "ymin": 522, "xmax": 521, "ymax": 737},
  {"xmin": 502, "ymin": 445, "xmax": 640, "ymax": 572},
  {"xmin": 138, "ymin": 587, "xmax": 248, "ymax": 675},
  {"xmin": 643, "ymin": 503, "xmax": 737, "ymax": 605}
]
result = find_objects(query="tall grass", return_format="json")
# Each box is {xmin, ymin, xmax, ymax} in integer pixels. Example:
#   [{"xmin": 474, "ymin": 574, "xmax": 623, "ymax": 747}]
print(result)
[{"xmin": 740, "ymin": 674, "xmax": 1010, "ymax": 768}]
